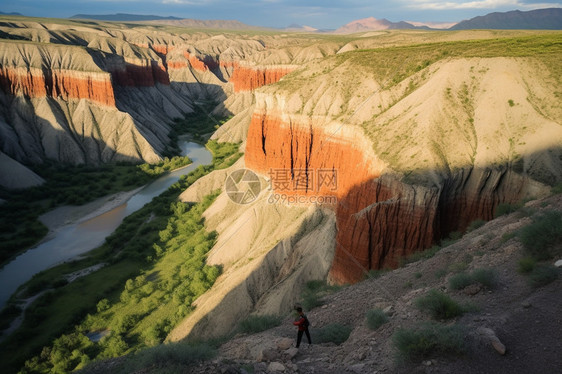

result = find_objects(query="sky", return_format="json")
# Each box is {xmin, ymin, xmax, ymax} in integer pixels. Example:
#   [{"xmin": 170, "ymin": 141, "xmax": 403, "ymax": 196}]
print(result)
[{"xmin": 2, "ymin": 0, "xmax": 562, "ymax": 29}]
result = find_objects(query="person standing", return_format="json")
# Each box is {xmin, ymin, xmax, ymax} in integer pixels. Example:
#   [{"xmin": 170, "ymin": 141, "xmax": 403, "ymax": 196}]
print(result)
[{"xmin": 293, "ymin": 307, "xmax": 311, "ymax": 348}]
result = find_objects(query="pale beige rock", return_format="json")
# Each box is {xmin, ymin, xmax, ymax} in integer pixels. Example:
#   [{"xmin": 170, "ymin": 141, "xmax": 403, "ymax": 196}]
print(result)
[
  {"xmin": 267, "ymin": 362, "xmax": 286, "ymax": 372},
  {"xmin": 277, "ymin": 338, "xmax": 293, "ymax": 350},
  {"xmin": 0, "ymin": 151, "xmax": 44, "ymax": 189}
]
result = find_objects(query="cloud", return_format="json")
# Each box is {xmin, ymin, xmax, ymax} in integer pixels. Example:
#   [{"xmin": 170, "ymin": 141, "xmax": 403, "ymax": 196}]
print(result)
[{"xmin": 407, "ymin": 0, "xmax": 561, "ymax": 9}]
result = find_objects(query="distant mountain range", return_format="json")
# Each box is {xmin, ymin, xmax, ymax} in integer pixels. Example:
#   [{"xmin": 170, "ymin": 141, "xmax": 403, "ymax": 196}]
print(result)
[
  {"xmin": 70, "ymin": 13, "xmax": 183, "ymax": 22},
  {"xmin": 0, "ymin": 11, "xmax": 22, "ymax": 16},
  {"xmin": 334, "ymin": 17, "xmax": 425, "ymax": 34},
  {"xmin": 69, "ymin": 13, "xmax": 262, "ymax": 30},
  {"xmin": 451, "ymin": 8, "xmax": 562, "ymax": 30}
]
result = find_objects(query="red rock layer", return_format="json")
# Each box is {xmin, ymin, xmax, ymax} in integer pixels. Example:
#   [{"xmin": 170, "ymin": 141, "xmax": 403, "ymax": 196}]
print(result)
[
  {"xmin": 246, "ymin": 111, "xmax": 530, "ymax": 284},
  {"xmin": 330, "ymin": 178, "xmax": 439, "ymax": 283},
  {"xmin": 245, "ymin": 112, "xmax": 381, "ymax": 199},
  {"xmin": 0, "ymin": 67, "xmax": 115, "ymax": 106},
  {"xmin": 230, "ymin": 67, "xmax": 294, "ymax": 92},
  {"xmin": 152, "ymin": 44, "xmax": 173, "ymax": 56},
  {"xmin": 174, "ymin": 52, "xmax": 209, "ymax": 72},
  {"xmin": 110, "ymin": 61, "xmax": 169, "ymax": 87}
]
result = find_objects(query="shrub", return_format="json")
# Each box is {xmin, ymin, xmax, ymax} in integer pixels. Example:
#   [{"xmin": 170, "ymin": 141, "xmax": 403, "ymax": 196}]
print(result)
[
  {"xmin": 448, "ymin": 272, "xmax": 474, "ymax": 290},
  {"xmin": 519, "ymin": 211, "xmax": 562, "ymax": 260},
  {"xmin": 494, "ymin": 202, "xmax": 522, "ymax": 217},
  {"xmin": 517, "ymin": 257, "xmax": 536, "ymax": 274},
  {"xmin": 300, "ymin": 280, "xmax": 340, "ymax": 311},
  {"xmin": 528, "ymin": 265, "xmax": 559, "ymax": 288},
  {"xmin": 415, "ymin": 290, "xmax": 464, "ymax": 320},
  {"xmin": 366, "ymin": 309, "xmax": 389, "ymax": 330},
  {"xmin": 466, "ymin": 219, "xmax": 486, "ymax": 232},
  {"xmin": 400, "ymin": 246, "xmax": 441, "ymax": 266},
  {"xmin": 392, "ymin": 322, "xmax": 466, "ymax": 362},
  {"xmin": 552, "ymin": 183, "xmax": 562, "ymax": 194},
  {"xmin": 238, "ymin": 315, "xmax": 282, "ymax": 334},
  {"xmin": 435, "ymin": 268, "xmax": 448, "ymax": 279},
  {"xmin": 449, "ymin": 268, "xmax": 497, "ymax": 290},
  {"xmin": 123, "ymin": 342, "xmax": 216, "ymax": 371},
  {"xmin": 448, "ymin": 261, "xmax": 469, "ymax": 273},
  {"xmin": 315, "ymin": 324, "xmax": 352, "ymax": 345},
  {"xmin": 471, "ymin": 268, "xmax": 497, "ymax": 289}
]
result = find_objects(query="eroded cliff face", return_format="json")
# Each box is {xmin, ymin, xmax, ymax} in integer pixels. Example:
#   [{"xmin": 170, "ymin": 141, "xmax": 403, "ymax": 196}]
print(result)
[
  {"xmin": 230, "ymin": 66, "xmax": 295, "ymax": 92},
  {"xmin": 244, "ymin": 55, "xmax": 560, "ymax": 284},
  {"xmin": 246, "ymin": 108, "xmax": 544, "ymax": 283},
  {"xmin": 0, "ymin": 66, "xmax": 116, "ymax": 106}
]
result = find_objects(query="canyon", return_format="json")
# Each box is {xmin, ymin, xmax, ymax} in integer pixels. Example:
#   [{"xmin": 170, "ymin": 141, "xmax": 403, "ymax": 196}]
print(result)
[{"xmin": 0, "ymin": 16, "xmax": 561, "ymax": 371}]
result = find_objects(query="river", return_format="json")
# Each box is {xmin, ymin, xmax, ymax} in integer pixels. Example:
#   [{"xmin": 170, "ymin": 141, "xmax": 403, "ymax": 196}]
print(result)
[{"xmin": 0, "ymin": 140, "xmax": 212, "ymax": 308}]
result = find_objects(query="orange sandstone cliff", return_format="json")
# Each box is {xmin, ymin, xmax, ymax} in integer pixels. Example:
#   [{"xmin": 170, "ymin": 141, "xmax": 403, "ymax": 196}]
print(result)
[
  {"xmin": 230, "ymin": 66, "xmax": 294, "ymax": 92},
  {"xmin": 245, "ymin": 107, "xmax": 542, "ymax": 284}
]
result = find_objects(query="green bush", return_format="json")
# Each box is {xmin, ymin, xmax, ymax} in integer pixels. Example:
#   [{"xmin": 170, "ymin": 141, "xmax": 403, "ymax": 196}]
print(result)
[
  {"xmin": 299, "ymin": 280, "xmax": 340, "ymax": 311},
  {"xmin": 448, "ymin": 272, "xmax": 474, "ymax": 290},
  {"xmin": 315, "ymin": 324, "xmax": 352, "ymax": 345},
  {"xmin": 517, "ymin": 257, "xmax": 536, "ymax": 274},
  {"xmin": 399, "ymin": 246, "xmax": 441, "ymax": 266},
  {"xmin": 528, "ymin": 265, "xmax": 559, "ymax": 288},
  {"xmin": 366, "ymin": 309, "xmax": 389, "ymax": 330},
  {"xmin": 392, "ymin": 322, "xmax": 466, "ymax": 362},
  {"xmin": 238, "ymin": 315, "xmax": 282, "ymax": 334},
  {"xmin": 415, "ymin": 290, "xmax": 464, "ymax": 320},
  {"xmin": 551, "ymin": 183, "xmax": 562, "ymax": 195},
  {"xmin": 466, "ymin": 219, "xmax": 486, "ymax": 232},
  {"xmin": 434, "ymin": 269, "xmax": 448, "ymax": 279},
  {"xmin": 494, "ymin": 202, "xmax": 522, "ymax": 217},
  {"xmin": 449, "ymin": 268, "xmax": 497, "ymax": 290},
  {"xmin": 471, "ymin": 268, "xmax": 497, "ymax": 289},
  {"xmin": 122, "ymin": 342, "xmax": 216, "ymax": 372},
  {"xmin": 519, "ymin": 211, "xmax": 562, "ymax": 260}
]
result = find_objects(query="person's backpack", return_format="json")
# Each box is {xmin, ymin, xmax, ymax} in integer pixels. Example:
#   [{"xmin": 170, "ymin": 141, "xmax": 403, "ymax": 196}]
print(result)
[{"xmin": 303, "ymin": 314, "xmax": 310, "ymax": 328}]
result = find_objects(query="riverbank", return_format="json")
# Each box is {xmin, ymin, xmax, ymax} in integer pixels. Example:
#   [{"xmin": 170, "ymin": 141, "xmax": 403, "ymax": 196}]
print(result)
[{"xmin": 38, "ymin": 187, "xmax": 144, "ymax": 235}]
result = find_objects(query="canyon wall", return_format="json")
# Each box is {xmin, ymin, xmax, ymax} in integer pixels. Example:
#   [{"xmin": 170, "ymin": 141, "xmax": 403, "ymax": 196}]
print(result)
[
  {"xmin": 230, "ymin": 66, "xmax": 295, "ymax": 92},
  {"xmin": 0, "ymin": 67, "xmax": 115, "ymax": 106},
  {"xmin": 245, "ymin": 108, "xmax": 545, "ymax": 283}
]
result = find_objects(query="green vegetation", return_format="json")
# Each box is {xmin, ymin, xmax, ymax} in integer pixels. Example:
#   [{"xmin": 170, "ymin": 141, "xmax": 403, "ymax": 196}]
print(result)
[
  {"xmin": 552, "ymin": 183, "xmax": 562, "ymax": 195},
  {"xmin": 415, "ymin": 290, "xmax": 465, "ymax": 320},
  {"xmin": 299, "ymin": 280, "xmax": 341, "ymax": 311},
  {"xmin": 169, "ymin": 104, "xmax": 232, "ymax": 146},
  {"xmin": 0, "ymin": 141, "xmax": 243, "ymax": 374},
  {"xmin": 494, "ymin": 202, "xmax": 523, "ymax": 217},
  {"xmin": 399, "ymin": 245, "xmax": 441, "ymax": 266},
  {"xmin": 517, "ymin": 257, "xmax": 537, "ymax": 274},
  {"xmin": 0, "ymin": 156, "xmax": 192, "ymax": 266},
  {"xmin": 440, "ymin": 231, "xmax": 463, "ymax": 247},
  {"xmin": 448, "ymin": 268, "xmax": 497, "ymax": 290},
  {"xmin": 392, "ymin": 322, "xmax": 466, "ymax": 362},
  {"xmin": 238, "ymin": 315, "xmax": 282, "ymax": 334},
  {"xmin": 528, "ymin": 265, "xmax": 559, "ymax": 288},
  {"xmin": 109, "ymin": 341, "xmax": 217, "ymax": 374},
  {"xmin": 366, "ymin": 309, "xmax": 389, "ymax": 330},
  {"xmin": 314, "ymin": 324, "xmax": 352, "ymax": 345},
  {"xmin": 519, "ymin": 210, "xmax": 562, "ymax": 261},
  {"xmin": 466, "ymin": 219, "xmax": 486, "ymax": 232}
]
